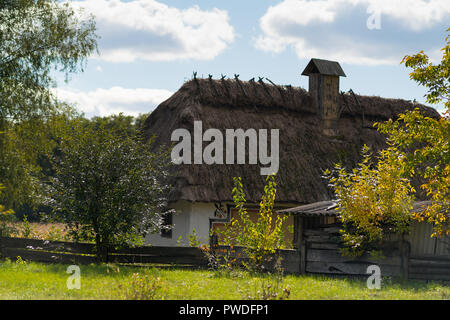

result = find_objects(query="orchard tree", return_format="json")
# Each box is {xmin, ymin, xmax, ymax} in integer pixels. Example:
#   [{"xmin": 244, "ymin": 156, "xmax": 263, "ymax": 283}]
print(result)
[
  {"xmin": 324, "ymin": 146, "xmax": 415, "ymax": 257},
  {"xmin": 45, "ymin": 121, "xmax": 174, "ymax": 260},
  {"xmin": 0, "ymin": 0, "xmax": 98, "ymax": 207},
  {"xmin": 377, "ymin": 28, "xmax": 449, "ymax": 237},
  {"xmin": 326, "ymin": 28, "xmax": 449, "ymax": 256}
]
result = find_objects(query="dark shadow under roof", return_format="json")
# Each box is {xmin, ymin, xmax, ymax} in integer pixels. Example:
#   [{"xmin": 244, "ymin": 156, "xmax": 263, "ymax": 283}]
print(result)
[{"xmin": 301, "ymin": 58, "xmax": 346, "ymax": 77}]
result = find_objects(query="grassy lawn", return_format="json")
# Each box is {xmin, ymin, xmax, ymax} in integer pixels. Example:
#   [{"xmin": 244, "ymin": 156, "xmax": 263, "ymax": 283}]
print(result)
[{"xmin": 0, "ymin": 259, "xmax": 449, "ymax": 300}]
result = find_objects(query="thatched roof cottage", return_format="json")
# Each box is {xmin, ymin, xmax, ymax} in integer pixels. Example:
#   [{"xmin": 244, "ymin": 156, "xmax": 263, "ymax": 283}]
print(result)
[{"xmin": 143, "ymin": 59, "xmax": 440, "ymax": 247}]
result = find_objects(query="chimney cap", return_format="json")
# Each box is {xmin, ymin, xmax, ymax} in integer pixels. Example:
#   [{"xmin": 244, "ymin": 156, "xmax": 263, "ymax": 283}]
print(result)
[{"xmin": 301, "ymin": 58, "xmax": 346, "ymax": 77}]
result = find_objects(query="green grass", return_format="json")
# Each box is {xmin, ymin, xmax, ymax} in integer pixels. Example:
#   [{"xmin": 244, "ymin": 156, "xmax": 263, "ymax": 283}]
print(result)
[{"xmin": 0, "ymin": 259, "xmax": 448, "ymax": 300}]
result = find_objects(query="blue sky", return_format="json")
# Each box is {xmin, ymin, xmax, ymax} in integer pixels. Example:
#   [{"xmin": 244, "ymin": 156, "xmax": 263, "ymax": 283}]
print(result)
[{"xmin": 54, "ymin": 0, "xmax": 450, "ymax": 117}]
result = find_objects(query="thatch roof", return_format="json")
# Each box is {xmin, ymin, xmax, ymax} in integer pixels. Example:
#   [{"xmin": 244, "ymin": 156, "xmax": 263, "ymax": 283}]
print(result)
[{"xmin": 143, "ymin": 78, "xmax": 440, "ymax": 204}]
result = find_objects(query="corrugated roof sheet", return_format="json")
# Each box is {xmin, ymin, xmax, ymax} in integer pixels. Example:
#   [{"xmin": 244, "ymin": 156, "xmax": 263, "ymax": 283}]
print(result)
[
  {"xmin": 277, "ymin": 200, "xmax": 434, "ymax": 217},
  {"xmin": 277, "ymin": 201, "xmax": 337, "ymax": 217},
  {"xmin": 301, "ymin": 58, "xmax": 346, "ymax": 77}
]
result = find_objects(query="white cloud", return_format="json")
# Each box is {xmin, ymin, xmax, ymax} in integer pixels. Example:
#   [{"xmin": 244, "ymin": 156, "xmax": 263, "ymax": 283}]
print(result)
[
  {"xmin": 53, "ymin": 86, "xmax": 173, "ymax": 117},
  {"xmin": 72, "ymin": 0, "xmax": 235, "ymax": 62},
  {"xmin": 255, "ymin": 0, "xmax": 450, "ymax": 65}
]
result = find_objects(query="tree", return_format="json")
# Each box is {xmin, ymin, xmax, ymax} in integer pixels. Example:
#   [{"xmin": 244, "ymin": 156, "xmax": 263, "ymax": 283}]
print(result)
[
  {"xmin": 0, "ymin": 0, "xmax": 98, "ymax": 207},
  {"xmin": 216, "ymin": 175, "xmax": 288, "ymax": 272},
  {"xmin": 376, "ymin": 28, "xmax": 449, "ymax": 237},
  {"xmin": 0, "ymin": 0, "xmax": 97, "ymax": 121},
  {"xmin": 0, "ymin": 183, "xmax": 16, "ymax": 237},
  {"xmin": 45, "ymin": 121, "xmax": 174, "ymax": 260},
  {"xmin": 324, "ymin": 146, "xmax": 415, "ymax": 257},
  {"xmin": 325, "ymin": 28, "xmax": 449, "ymax": 255}
]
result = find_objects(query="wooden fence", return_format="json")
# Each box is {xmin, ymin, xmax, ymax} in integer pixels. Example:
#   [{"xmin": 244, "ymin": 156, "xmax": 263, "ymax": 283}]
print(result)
[
  {"xmin": 0, "ymin": 237, "xmax": 208, "ymax": 267},
  {"xmin": 212, "ymin": 245, "xmax": 300, "ymax": 274},
  {"xmin": 303, "ymin": 225, "xmax": 450, "ymax": 281},
  {"xmin": 2, "ymin": 235, "xmax": 449, "ymax": 281}
]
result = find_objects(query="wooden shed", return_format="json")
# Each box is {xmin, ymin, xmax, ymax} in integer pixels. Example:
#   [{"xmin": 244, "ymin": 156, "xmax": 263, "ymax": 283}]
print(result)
[{"xmin": 278, "ymin": 201, "xmax": 450, "ymax": 280}]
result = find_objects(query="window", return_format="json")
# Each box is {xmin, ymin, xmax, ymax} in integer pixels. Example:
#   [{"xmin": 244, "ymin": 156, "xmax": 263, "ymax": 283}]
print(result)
[{"xmin": 161, "ymin": 212, "xmax": 173, "ymax": 238}]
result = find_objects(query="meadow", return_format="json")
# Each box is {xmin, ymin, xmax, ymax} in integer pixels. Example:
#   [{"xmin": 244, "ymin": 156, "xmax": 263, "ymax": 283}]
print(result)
[{"xmin": 0, "ymin": 259, "xmax": 448, "ymax": 300}]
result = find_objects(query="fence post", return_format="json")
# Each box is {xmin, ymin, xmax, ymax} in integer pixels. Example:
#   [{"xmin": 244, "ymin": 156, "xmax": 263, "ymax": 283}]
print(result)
[
  {"xmin": 300, "ymin": 240, "xmax": 306, "ymax": 274},
  {"xmin": 296, "ymin": 216, "xmax": 306, "ymax": 274},
  {"xmin": 400, "ymin": 235, "xmax": 410, "ymax": 282}
]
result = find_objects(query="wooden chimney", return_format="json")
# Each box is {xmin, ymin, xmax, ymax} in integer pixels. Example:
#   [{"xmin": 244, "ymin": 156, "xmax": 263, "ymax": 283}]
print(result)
[{"xmin": 302, "ymin": 58, "xmax": 346, "ymax": 136}]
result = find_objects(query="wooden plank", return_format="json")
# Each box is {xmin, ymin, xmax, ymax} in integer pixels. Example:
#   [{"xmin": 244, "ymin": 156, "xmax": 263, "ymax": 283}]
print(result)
[
  {"xmin": 304, "ymin": 235, "xmax": 337, "ymax": 242},
  {"xmin": 410, "ymin": 254, "xmax": 450, "ymax": 262},
  {"xmin": 280, "ymin": 250, "xmax": 300, "ymax": 274},
  {"xmin": 304, "ymin": 230, "xmax": 328, "ymax": 236},
  {"xmin": 2, "ymin": 248, "xmax": 96, "ymax": 264},
  {"xmin": 409, "ymin": 266, "xmax": 450, "ymax": 275},
  {"xmin": 409, "ymin": 259, "xmax": 450, "ymax": 268},
  {"xmin": 111, "ymin": 246, "xmax": 204, "ymax": 257},
  {"xmin": 107, "ymin": 254, "xmax": 208, "ymax": 266},
  {"xmin": 321, "ymin": 227, "xmax": 341, "ymax": 234},
  {"xmin": 298, "ymin": 217, "xmax": 304, "ymax": 274},
  {"xmin": 300, "ymin": 240, "xmax": 306, "ymax": 275},
  {"xmin": 306, "ymin": 249, "xmax": 401, "ymax": 265},
  {"xmin": 0, "ymin": 237, "xmax": 95, "ymax": 254},
  {"xmin": 409, "ymin": 273, "xmax": 450, "ymax": 281},
  {"xmin": 307, "ymin": 242, "xmax": 340, "ymax": 250},
  {"xmin": 306, "ymin": 261, "xmax": 400, "ymax": 276}
]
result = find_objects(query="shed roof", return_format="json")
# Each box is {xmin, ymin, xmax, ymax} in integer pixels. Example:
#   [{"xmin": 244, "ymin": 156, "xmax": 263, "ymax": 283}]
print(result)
[
  {"xmin": 277, "ymin": 201, "xmax": 337, "ymax": 217},
  {"xmin": 277, "ymin": 201, "xmax": 434, "ymax": 217},
  {"xmin": 301, "ymin": 58, "xmax": 346, "ymax": 77}
]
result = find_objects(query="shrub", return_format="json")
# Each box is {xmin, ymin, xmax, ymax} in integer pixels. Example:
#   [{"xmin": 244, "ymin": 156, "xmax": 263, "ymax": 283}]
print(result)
[
  {"xmin": 120, "ymin": 272, "xmax": 164, "ymax": 300},
  {"xmin": 0, "ymin": 184, "xmax": 17, "ymax": 237},
  {"xmin": 216, "ymin": 175, "xmax": 289, "ymax": 273},
  {"xmin": 19, "ymin": 215, "xmax": 35, "ymax": 238}
]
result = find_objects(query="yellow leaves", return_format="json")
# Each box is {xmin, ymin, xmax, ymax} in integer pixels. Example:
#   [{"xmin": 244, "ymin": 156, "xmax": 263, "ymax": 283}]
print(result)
[{"xmin": 325, "ymin": 145, "xmax": 415, "ymax": 256}]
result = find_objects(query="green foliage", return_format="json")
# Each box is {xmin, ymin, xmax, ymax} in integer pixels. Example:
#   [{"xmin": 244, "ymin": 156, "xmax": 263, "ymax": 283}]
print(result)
[
  {"xmin": 400, "ymin": 27, "xmax": 449, "ymax": 110},
  {"xmin": 0, "ymin": 260, "xmax": 449, "ymax": 299},
  {"xmin": 375, "ymin": 28, "xmax": 450, "ymax": 237},
  {"xmin": 44, "ymin": 225, "xmax": 67, "ymax": 242},
  {"xmin": 324, "ymin": 28, "xmax": 450, "ymax": 252},
  {"xmin": 19, "ymin": 215, "xmax": 35, "ymax": 238},
  {"xmin": 217, "ymin": 175, "xmax": 288, "ymax": 273},
  {"xmin": 324, "ymin": 145, "xmax": 415, "ymax": 257},
  {"xmin": 0, "ymin": 0, "xmax": 98, "ymax": 120},
  {"xmin": 120, "ymin": 272, "xmax": 164, "ymax": 300},
  {"xmin": 188, "ymin": 228, "xmax": 202, "ymax": 247},
  {"xmin": 0, "ymin": 184, "xmax": 17, "ymax": 237},
  {"xmin": 45, "ymin": 120, "xmax": 174, "ymax": 259},
  {"xmin": 244, "ymin": 262, "xmax": 291, "ymax": 300},
  {"xmin": 15, "ymin": 256, "xmax": 27, "ymax": 265},
  {"xmin": 202, "ymin": 245, "xmax": 242, "ymax": 278},
  {"xmin": 0, "ymin": 0, "xmax": 98, "ymax": 208},
  {"xmin": 377, "ymin": 110, "xmax": 449, "ymax": 237}
]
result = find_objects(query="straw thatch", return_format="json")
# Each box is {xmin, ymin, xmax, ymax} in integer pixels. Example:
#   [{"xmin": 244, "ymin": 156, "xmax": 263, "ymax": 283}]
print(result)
[{"xmin": 144, "ymin": 78, "xmax": 440, "ymax": 204}]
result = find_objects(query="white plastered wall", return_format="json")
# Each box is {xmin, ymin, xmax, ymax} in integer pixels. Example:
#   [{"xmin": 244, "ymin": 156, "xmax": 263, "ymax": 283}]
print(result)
[{"xmin": 145, "ymin": 201, "xmax": 217, "ymax": 247}]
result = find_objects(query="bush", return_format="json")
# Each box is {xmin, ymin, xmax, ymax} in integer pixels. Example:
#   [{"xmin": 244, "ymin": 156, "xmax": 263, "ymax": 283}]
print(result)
[
  {"xmin": 120, "ymin": 272, "xmax": 164, "ymax": 300},
  {"xmin": 215, "ymin": 175, "xmax": 289, "ymax": 273},
  {"xmin": 0, "ymin": 184, "xmax": 17, "ymax": 237}
]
